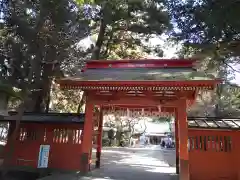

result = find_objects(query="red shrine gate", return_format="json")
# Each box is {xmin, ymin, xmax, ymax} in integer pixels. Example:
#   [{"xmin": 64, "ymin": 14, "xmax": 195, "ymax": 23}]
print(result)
[
  {"xmin": 3, "ymin": 112, "xmax": 240, "ymax": 178},
  {"xmin": 6, "ymin": 59, "xmax": 240, "ymax": 180},
  {"xmin": 59, "ymin": 59, "xmax": 220, "ymax": 180}
]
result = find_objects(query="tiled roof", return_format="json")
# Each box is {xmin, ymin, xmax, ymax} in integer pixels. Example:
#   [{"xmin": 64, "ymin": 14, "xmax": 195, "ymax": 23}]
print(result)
[
  {"xmin": 2, "ymin": 112, "xmax": 238, "ymax": 130},
  {"xmin": 62, "ymin": 68, "xmax": 215, "ymax": 81},
  {"xmin": 188, "ymin": 117, "xmax": 240, "ymax": 129},
  {"xmin": 3, "ymin": 112, "xmax": 85, "ymax": 123}
]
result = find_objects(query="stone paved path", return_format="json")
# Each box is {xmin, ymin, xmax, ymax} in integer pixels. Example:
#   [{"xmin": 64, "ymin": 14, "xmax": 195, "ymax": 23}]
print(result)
[{"xmin": 39, "ymin": 146, "xmax": 178, "ymax": 180}]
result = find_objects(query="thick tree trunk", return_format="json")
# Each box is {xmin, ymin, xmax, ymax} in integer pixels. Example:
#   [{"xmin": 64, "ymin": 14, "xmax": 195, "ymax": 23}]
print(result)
[
  {"xmin": 77, "ymin": 94, "xmax": 86, "ymax": 114},
  {"xmin": 27, "ymin": 63, "xmax": 53, "ymax": 113},
  {"xmin": 77, "ymin": 7, "xmax": 107, "ymax": 112},
  {"xmin": 45, "ymin": 91, "xmax": 51, "ymax": 113},
  {"xmin": 27, "ymin": 83, "xmax": 51, "ymax": 113},
  {"xmin": 0, "ymin": 93, "xmax": 9, "ymax": 115},
  {"xmin": 91, "ymin": 18, "xmax": 107, "ymax": 60}
]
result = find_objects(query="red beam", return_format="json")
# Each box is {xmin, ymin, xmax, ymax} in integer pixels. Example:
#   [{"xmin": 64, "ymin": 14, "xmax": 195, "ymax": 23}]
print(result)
[
  {"xmin": 95, "ymin": 91, "xmax": 177, "ymax": 98},
  {"xmin": 89, "ymin": 94, "xmax": 179, "ymax": 107},
  {"xmin": 102, "ymin": 105, "xmax": 175, "ymax": 113},
  {"xmin": 96, "ymin": 109, "xmax": 103, "ymax": 168},
  {"xmin": 85, "ymin": 59, "xmax": 196, "ymax": 69},
  {"xmin": 59, "ymin": 80, "xmax": 220, "ymax": 88},
  {"xmin": 92, "ymin": 91, "xmax": 195, "ymax": 108},
  {"xmin": 93, "ymin": 91, "xmax": 195, "ymax": 102}
]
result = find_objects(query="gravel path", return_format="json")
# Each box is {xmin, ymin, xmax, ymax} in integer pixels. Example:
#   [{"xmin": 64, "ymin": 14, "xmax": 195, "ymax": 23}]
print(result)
[{"xmin": 39, "ymin": 146, "xmax": 178, "ymax": 180}]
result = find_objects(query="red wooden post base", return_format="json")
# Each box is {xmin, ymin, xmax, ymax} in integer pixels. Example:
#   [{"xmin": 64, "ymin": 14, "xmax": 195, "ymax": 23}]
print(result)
[
  {"xmin": 95, "ymin": 151, "xmax": 101, "ymax": 168},
  {"xmin": 81, "ymin": 98, "xmax": 94, "ymax": 173},
  {"xmin": 80, "ymin": 153, "xmax": 90, "ymax": 173},
  {"xmin": 95, "ymin": 109, "xmax": 103, "ymax": 168},
  {"xmin": 177, "ymin": 99, "xmax": 190, "ymax": 180},
  {"xmin": 175, "ymin": 110, "xmax": 180, "ymax": 174},
  {"xmin": 176, "ymin": 156, "xmax": 180, "ymax": 174}
]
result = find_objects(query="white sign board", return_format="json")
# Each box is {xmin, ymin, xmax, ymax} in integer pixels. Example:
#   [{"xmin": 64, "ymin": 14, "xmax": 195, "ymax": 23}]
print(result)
[{"xmin": 38, "ymin": 145, "xmax": 50, "ymax": 168}]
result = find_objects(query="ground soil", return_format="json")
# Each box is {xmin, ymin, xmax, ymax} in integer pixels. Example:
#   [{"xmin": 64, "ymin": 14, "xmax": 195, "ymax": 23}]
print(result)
[{"xmin": 0, "ymin": 171, "xmax": 41, "ymax": 180}]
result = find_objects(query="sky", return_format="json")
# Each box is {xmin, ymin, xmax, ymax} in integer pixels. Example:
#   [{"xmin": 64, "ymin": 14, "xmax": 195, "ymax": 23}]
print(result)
[
  {"xmin": 148, "ymin": 37, "xmax": 180, "ymax": 58},
  {"xmin": 231, "ymin": 65, "xmax": 240, "ymax": 85}
]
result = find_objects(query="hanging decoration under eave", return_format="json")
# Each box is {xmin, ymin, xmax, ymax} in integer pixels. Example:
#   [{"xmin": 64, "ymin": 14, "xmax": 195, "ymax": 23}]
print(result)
[{"xmin": 102, "ymin": 108, "xmax": 173, "ymax": 118}]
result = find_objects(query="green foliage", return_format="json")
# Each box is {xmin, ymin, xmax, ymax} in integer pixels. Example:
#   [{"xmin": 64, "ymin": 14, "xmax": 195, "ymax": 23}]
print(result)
[
  {"xmin": 0, "ymin": 83, "xmax": 22, "ymax": 99},
  {"xmin": 168, "ymin": 0, "xmax": 240, "ymax": 59},
  {"xmin": 50, "ymin": 82, "xmax": 83, "ymax": 113},
  {"xmin": 75, "ymin": 0, "xmax": 94, "ymax": 5},
  {"xmin": 0, "ymin": 0, "xmax": 171, "ymax": 113},
  {"xmin": 102, "ymin": 138, "xmax": 110, "ymax": 147},
  {"xmin": 82, "ymin": 0, "xmax": 171, "ymax": 59},
  {"xmin": 167, "ymin": 0, "xmax": 240, "ymax": 116},
  {"xmin": 61, "ymin": 0, "xmax": 172, "ymax": 112},
  {"xmin": 0, "ymin": 0, "xmax": 90, "ymax": 112},
  {"xmin": 152, "ymin": 116, "xmax": 171, "ymax": 123}
]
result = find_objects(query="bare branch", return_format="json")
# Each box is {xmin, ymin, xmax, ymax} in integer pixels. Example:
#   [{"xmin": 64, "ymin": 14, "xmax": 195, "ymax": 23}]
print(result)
[{"xmin": 222, "ymin": 60, "xmax": 240, "ymax": 73}]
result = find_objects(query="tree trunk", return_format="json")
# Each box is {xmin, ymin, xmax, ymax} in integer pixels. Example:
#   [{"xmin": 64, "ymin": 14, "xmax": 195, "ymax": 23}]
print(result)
[
  {"xmin": 109, "ymin": 139, "xmax": 112, "ymax": 146},
  {"xmin": 0, "ymin": 93, "xmax": 9, "ymax": 116},
  {"xmin": 215, "ymin": 84, "xmax": 222, "ymax": 117},
  {"xmin": 77, "ymin": 94, "xmax": 86, "ymax": 113},
  {"xmin": 91, "ymin": 18, "xmax": 107, "ymax": 60},
  {"xmin": 27, "ymin": 63, "xmax": 54, "ymax": 113},
  {"xmin": 115, "ymin": 131, "xmax": 121, "ymax": 146},
  {"xmin": 45, "ymin": 90, "xmax": 51, "ymax": 113},
  {"xmin": 76, "ymin": 5, "xmax": 107, "ymax": 112}
]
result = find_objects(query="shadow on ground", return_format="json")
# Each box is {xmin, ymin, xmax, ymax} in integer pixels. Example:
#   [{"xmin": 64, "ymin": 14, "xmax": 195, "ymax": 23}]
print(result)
[
  {"xmin": 3, "ymin": 147, "xmax": 177, "ymax": 180},
  {"xmin": 79, "ymin": 147, "xmax": 178, "ymax": 180},
  {"xmin": 0, "ymin": 171, "xmax": 41, "ymax": 180}
]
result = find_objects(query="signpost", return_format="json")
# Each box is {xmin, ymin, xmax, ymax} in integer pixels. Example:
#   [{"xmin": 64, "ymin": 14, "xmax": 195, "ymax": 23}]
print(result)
[{"xmin": 38, "ymin": 145, "xmax": 50, "ymax": 168}]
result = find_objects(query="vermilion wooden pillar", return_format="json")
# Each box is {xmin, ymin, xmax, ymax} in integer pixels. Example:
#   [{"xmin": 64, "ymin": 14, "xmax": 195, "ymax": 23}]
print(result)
[
  {"xmin": 233, "ymin": 134, "xmax": 240, "ymax": 180},
  {"xmin": 96, "ymin": 108, "xmax": 103, "ymax": 168},
  {"xmin": 175, "ymin": 109, "xmax": 179, "ymax": 174},
  {"xmin": 81, "ymin": 97, "xmax": 94, "ymax": 173},
  {"xmin": 177, "ymin": 99, "xmax": 189, "ymax": 180}
]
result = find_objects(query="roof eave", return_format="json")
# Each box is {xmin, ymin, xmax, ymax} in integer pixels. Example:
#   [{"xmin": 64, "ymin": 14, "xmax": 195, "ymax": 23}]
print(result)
[{"xmin": 59, "ymin": 79, "xmax": 221, "ymax": 89}]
